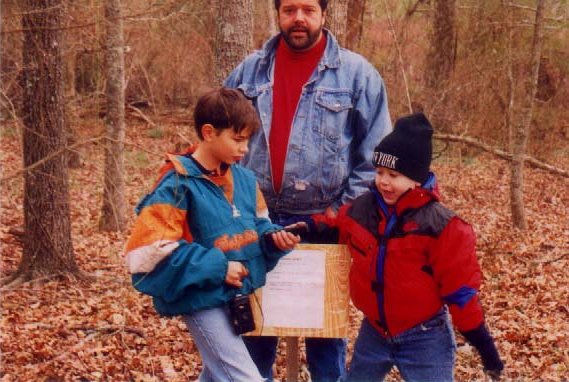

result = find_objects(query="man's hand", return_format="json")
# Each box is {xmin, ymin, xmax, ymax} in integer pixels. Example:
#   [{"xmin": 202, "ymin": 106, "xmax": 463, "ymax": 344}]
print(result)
[{"xmin": 225, "ymin": 261, "xmax": 249, "ymax": 288}]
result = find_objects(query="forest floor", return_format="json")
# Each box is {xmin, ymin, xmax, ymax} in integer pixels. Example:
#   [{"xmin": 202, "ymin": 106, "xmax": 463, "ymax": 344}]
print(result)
[{"xmin": 1, "ymin": 115, "xmax": 568, "ymax": 381}]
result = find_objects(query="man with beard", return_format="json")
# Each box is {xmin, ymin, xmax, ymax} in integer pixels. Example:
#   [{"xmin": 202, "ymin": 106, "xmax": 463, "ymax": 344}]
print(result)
[{"xmin": 225, "ymin": 1, "xmax": 392, "ymax": 380}]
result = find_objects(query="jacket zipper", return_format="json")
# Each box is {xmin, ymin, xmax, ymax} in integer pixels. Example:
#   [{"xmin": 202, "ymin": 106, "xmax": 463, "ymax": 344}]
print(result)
[
  {"xmin": 373, "ymin": 189, "xmax": 397, "ymax": 337},
  {"xmin": 200, "ymin": 174, "xmax": 241, "ymax": 219},
  {"xmin": 349, "ymin": 237, "xmax": 367, "ymax": 257}
]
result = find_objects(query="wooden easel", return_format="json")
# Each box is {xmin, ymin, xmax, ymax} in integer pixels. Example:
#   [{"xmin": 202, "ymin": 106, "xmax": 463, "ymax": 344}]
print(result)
[
  {"xmin": 247, "ymin": 244, "xmax": 351, "ymax": 382},
  {"xmin": 286, "ymin": 337, "xmax": 299, "ymax": 382}
]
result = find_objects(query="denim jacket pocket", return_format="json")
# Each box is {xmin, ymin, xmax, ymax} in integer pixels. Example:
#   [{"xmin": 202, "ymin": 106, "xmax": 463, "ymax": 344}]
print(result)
[
  {"xmin": 313, "ymin": 90, "xmax": 353, "ymax": 196},
  {"xmin": 315, "ymin": 89, "xmax": 353, "ymax": 112},
  {"xmin": 314, "ymin": 90, "xmax": 353, "ymax": 140}
]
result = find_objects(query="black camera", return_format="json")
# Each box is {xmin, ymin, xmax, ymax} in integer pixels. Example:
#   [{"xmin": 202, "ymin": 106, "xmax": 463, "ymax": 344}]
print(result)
[
  {"xmin": 228, "ymin": 294, "xmax": 255, "ymax": 335},
  {"xmin": 283, "ymin": 223, "xmax": 309, "ymax": 236}
]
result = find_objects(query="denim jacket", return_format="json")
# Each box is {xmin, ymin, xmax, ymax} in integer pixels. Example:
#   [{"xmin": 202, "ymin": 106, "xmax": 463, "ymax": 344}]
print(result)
[{"xmin": 225, "ymin": 30, "xmax": 392, "ymax": 214}]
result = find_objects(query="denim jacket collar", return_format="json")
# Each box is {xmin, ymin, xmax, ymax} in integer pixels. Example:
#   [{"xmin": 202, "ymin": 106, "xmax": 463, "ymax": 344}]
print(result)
[{"xmin": 259, "ymin": 29, "xmax": 341, "ymax": 81}]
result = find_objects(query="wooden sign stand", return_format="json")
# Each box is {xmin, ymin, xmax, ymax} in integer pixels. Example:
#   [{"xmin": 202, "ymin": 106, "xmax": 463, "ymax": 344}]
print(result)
[
  {"xmin": 286, "ymin": 337, "xmax": 299, "ymax": 382},
  {"xmin": 247, "ymin": 244, "xmax": 351, "ymax": 381}
]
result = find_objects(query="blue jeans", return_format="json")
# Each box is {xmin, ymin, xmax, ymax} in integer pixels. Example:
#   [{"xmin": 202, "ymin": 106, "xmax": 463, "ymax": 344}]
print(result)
[
  {"xmin": 182, "ymin": 307, "xmax": 264, "ymax": 382},
  {"xmin": 243, "ymin": 336, "xmax": 346, "ymax": 382},
  {"xmin": 344, "ymin": 310, "xmax": 457, "ymax": 382}
]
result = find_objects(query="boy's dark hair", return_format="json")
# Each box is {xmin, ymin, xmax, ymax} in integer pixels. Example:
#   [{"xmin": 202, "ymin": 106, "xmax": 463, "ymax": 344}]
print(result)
[
  {"xmin": 274, "ymin": 0, "xmax": 327, "ymax": 11},
  {"xmin": 193, "ymin": 87, "xmax": 260, "ymax": 140}
]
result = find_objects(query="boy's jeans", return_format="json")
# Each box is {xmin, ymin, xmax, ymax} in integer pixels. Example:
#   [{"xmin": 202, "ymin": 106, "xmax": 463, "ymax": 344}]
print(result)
[
  {"xmin": 182, "ymin": 307, "xmax": 264, "ymax": 382},
  {"xmin": 345, "ymin": 309, "xmax": 456, "ymax": 382}
]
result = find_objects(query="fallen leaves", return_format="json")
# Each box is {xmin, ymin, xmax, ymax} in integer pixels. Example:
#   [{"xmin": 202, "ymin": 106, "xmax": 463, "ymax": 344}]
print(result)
[{"xmin": 1, "ymin": 121, "xmax": 568, "ymax": 381}]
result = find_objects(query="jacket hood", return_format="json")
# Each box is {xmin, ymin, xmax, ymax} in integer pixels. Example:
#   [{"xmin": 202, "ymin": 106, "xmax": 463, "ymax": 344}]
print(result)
[
  {"xmin": 422, "ymin": 172, "xmax": 439, "ymax": 197},
  {"xmin": 151, "ymin": 145, "xmax": 202, "ymax": 188},
  {"xmin": 165, "ymin": 152, "xmax": 202, "ymax": 177},
  {"xmin": 372, "ymin": 172, "xmax": 441, "ymax": 216}
]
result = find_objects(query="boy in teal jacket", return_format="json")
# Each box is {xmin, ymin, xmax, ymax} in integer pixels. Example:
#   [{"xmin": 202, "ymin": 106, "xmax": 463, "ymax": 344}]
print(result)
[{"xmin": 125, "ymin": 88, "xmax": 300, "ymax": 382}]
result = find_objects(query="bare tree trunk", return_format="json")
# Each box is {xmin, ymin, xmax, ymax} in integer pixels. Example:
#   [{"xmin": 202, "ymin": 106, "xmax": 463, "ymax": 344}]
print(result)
[
  {"xmin": 99, "ymin": 0, "xmax": 126, "ymax": 231},
  {"xmin": 16, "ymin": 0, "xmax": 80, "ymax": 284},
  {"xmin": 346, "ymin": 0, "xmax": 366, "ymax": 50},
  {"xmin": 214, "ymin": 0, "xmax": 254, "ymax": 86},
  {"xmin": 267, "ymin": 0, "xmax": 277, "ymax": 36},
  {"xmin": 324, "ymin": 0, "xmax": 349, "ymax": 46},
  {"xmin": 504, "ymin": 0, "xmax": 515, "ymax": 151},
  {"xmin": 425, "ymin": 0, "xmax": 456, "ymax": 132},
  {"xmin": 61, "ymin": 1, "xmax": 82, "ymax": 169},
  {"xmin": 473, "ymin": 0, "xmax": 487, "ymax": 38},
  {"xmin": 426, "ymin": 0, "xmax": 456, "ymax": 87},
  {"xmin": 510, "ymin": 0, "xmax": 546, "ymax": 229}
]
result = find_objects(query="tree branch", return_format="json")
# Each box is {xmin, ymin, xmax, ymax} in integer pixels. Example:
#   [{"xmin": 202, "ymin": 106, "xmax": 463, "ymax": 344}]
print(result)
[
  {"xmin": 406, "ymin": 0, "xmax": 429, "ymax": 17},
  {"xmin": 434, "ymin": 133, "xmax": 569, "ymax": 178},
  {"xmin": 127, "ymin": 104, "xmax": 156, "ymax": 126},
  {"xmin": 70, "ymin": 325, "xmax": 145, "ymax": 337},
  {"xmin": 0, "ymin": 135, "xmax": 105, "ymax": 183},
  {"xmin": 0, "ymin": 136, "xmax": 163, "ymax": 184},
  {"xmin": 536, "ymin": 253, "xmax": 568, "ymax": 265},
  {"xmin": 1, "ymin": 4, "xmax": 192, "ymax": 35}
]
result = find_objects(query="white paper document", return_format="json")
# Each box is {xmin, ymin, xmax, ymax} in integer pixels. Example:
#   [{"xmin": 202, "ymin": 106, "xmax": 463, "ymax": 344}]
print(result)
[{"xmin": 262, "ymin": 249, "xmax": 326, "ymax": 328}]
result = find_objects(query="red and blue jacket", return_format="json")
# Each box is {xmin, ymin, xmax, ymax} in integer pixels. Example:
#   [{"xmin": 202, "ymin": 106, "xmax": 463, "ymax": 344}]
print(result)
[{"xmin": 313, "ymin": 174, "xmax": 484, "ymax": 337}]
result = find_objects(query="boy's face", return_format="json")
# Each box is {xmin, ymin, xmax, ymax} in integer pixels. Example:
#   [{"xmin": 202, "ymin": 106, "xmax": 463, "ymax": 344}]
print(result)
[
  {"xmin": 278, "ymin": 0, "xmax": 325, "ymax": 51},
  {"xmin": 375, "ymin": 167, "xmax": 420, "ymax": 205},
  {"xmin": 209, "ymin": 126, "xmax": 252, "ymax": 165}
]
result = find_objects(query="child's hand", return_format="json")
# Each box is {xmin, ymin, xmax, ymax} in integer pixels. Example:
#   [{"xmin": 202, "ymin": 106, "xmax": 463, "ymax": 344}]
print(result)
[
  {"xmin": 270, "ymin": 229, "xmax": 301, "ymax": 251},
  {"xmin": 324, "ymin": 207, "xmax": 337, "ymax": 218},
  {"xmin": 461, "ymin": 324, "xmax": 504, "ymax": 382},
  {"xmin": 225, "ymin": 261, "xmax": 249, "ymax": 288}
]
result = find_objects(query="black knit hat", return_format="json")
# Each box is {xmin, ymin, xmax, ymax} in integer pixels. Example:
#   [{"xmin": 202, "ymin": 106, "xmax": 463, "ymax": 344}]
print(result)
[{"xmin": 372, "ymin": 113, "xmax": 433, "ymax": 184}]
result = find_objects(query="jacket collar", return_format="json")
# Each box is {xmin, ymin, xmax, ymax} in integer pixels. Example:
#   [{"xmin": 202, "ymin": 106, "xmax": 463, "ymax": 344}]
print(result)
[
  {"xmin": 162, "ymin": 145, "xmax": 205, "ymax": 178},
  {"xmin": 260, "ymin": 29, "xmax": 341, "ymax": 77},
  {"xmin": 317, "ymin": 29, "xmax": 341, "ymax": 69},
  {"xmin": 372, "ymin": 172, "xmax": 440, "ymax": 217}
]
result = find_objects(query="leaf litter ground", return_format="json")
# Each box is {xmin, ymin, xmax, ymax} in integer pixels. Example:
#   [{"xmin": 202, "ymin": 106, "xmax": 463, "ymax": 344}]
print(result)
[{"xmin": 1, "ymin": 119, "xmax": 567, "ymax": 381}]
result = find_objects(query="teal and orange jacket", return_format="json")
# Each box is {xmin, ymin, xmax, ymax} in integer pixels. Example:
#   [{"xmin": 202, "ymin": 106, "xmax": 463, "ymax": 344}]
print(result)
[{"xmin": 124, "ymin": 149, "xmax": 287, "ymax": 316}]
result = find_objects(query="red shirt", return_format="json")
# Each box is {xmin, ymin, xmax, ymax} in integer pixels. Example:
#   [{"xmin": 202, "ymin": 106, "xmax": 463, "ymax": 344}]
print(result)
[{"xmin": 270, "ymin": 34, "xmax": 327, "ymax": 192}]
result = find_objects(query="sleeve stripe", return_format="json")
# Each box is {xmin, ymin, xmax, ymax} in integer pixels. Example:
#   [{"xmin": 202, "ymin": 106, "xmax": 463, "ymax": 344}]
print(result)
[
  {"xmin": 256, "ymin": 183, "xmax": 269, "ymax": 219},
  {"xmin": 443, "ymin": 285, "xmax": 477, "ymax": 308},
  {"xmin": 125, "ymin": 240, "xmax": 179, "ymax": 273},
  {"xmin": 125, "ymin": 204, "xmax": 189, "ymax": 252}
]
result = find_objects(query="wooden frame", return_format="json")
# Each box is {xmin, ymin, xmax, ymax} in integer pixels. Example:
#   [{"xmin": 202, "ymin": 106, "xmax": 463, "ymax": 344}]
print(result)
[{"xmin": 248, "ymin": 244, "xmax": 351, "ymax": 338}]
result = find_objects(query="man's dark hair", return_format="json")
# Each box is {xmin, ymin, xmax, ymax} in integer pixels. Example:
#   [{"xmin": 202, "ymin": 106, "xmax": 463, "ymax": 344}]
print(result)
[
  {"xmin": 274, "ymin": 0, "xmax": 327, "ymax": 11},
  {"xmin": 193, "ymin": 87, "xmax": 260, "ymax": 140}
]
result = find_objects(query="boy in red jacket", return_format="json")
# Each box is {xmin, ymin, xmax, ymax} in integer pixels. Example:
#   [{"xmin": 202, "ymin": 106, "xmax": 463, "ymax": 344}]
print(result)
[{"xmin": 310, "ymin": 113, "xmax": 504, "ymax": 381}]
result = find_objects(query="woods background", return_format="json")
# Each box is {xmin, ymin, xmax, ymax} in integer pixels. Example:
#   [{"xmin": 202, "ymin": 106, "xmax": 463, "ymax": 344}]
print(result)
[{"xmin": 1, "ymin": 0, "xmax": 568, "ymax": 381}]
